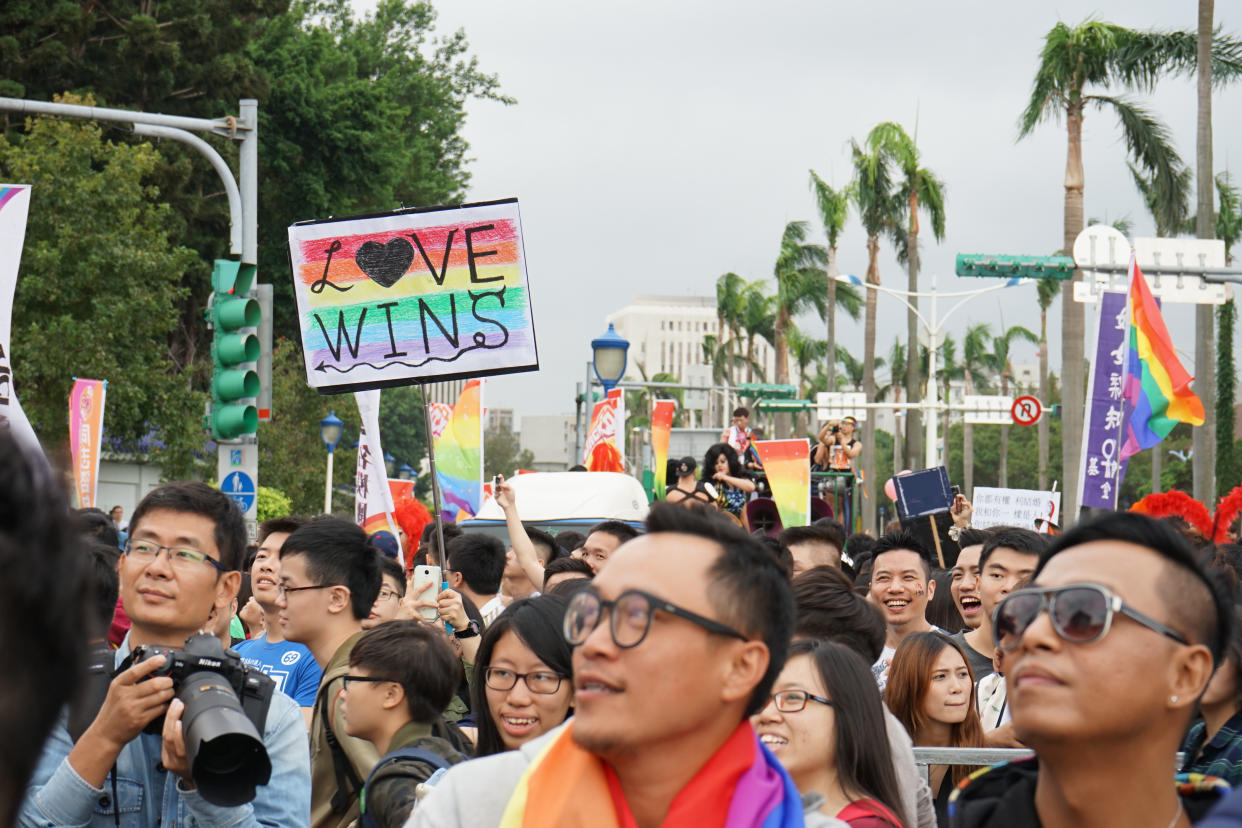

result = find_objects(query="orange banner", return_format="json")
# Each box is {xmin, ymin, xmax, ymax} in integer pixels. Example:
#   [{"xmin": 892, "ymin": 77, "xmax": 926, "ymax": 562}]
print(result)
[
  {"xmin": 753, "ymin": 439, "xmax": 810, "ymax": 530},
  {"xmin": 651, "ymin": 400, "xmax": 675, "ymax": 497}
]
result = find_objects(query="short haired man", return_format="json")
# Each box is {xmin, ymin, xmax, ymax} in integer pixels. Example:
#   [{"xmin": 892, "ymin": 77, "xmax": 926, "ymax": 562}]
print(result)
[
  {"xmin": 542, "ymin": 556, "xmax": 593, "ymax": 592},
  {"xmin": 413, "ymin": 504, "xmax": 841, "ymax": 826},
  {"xmin": 363, "ymin": 555, "xmax": 406, "ymax": 630},
  {"xmin": 444, "ymin": 533, "xmax": 506, "ymax": 626},
  {"xmin": 413, "ymin": 521, "xmax": 462, "ymax": 569},
  {"xmin": 340, "ymin": 621, "xmax": 466, "ymax": 827},
  {"xmin": 792, "ymin": 565, "xmax": 937, "ymax": 828},
  {"xmin": 948, "ymin": 528, "xmax": 991, "ymax": 634},
  {"xmin": 235, "ymin": 516, "xmax": 322, "ymax": 723},
  {"xmin": 279, "ymin": 517, "xmax": 382, "ymax": 828},
  {"xmin": 949, "ymin": 512, "xmax": 1229, "ymax": 827},
  {"xmin": 781, "ymin": 523, "xmax": 844, "ymax": 576},
  {"xmin": 954, "ymin": 528, "xmax": 1046, "ymax": 683},
  {"xmin": 22, "ymin": 482, "xmax": 310, "ymax": 826},
  {"xmin": 573, "ymin": 519, "xmax": 640, "ymax": 574},
  {"xmin": 869, "ymin": 529, "xmax": 940, "ymax": 690},
  {"xmin": 722, "ymin": 406, "xmax": 752, "ymax": 454}
]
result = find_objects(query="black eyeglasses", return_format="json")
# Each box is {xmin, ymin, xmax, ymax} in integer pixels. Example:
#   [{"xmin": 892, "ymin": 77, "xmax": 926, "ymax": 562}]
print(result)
[
  {"xmin": 993, "ymin": 583, "xmax": 1189, "ymax": 651},
  {"xmin": 767, "ymin": 689, "xmax": 833, "ymax": 713},
  {"xmin": 278, "ymin": 583, "xmax": 341, "ymax": 598},
  {"xmin": 563, "ymin": 588, "xmax": 749, "ymax": 649},
  {"xmin": 483, "ymin": 667, "xmax": 567, "ymax": 695},
  {"xmin": 342, "ymin": 674, "xmax": 398, "ymax": 689}
]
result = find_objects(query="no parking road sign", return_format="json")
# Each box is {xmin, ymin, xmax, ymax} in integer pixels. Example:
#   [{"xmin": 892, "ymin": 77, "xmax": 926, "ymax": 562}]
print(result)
[{"xmin": 1011, "ymin": 395, "xmax": 1043, "ymax": 426}]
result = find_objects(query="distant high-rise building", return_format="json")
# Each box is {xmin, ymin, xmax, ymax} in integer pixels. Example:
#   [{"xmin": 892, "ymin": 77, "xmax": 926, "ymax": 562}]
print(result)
[{"xmin": 487, "ymin": 407, "xmax": 515, "ymax": 433}]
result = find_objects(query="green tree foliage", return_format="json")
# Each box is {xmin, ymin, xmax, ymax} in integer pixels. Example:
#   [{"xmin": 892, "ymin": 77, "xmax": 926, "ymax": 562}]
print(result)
[
  {"xmin": 257, "ymin": 485, "xmax": 294, "ymax": 521},
  {"xmin": 484, "ymin": 425, "xmax": 533, "ymax": 480},
  {"xmin": 946, "ymin": 420, "xmax": 1064, "ymax": 496},
  {"xmin": 0, "ymin": 110, "xmax": 205, "ymax": 477}
]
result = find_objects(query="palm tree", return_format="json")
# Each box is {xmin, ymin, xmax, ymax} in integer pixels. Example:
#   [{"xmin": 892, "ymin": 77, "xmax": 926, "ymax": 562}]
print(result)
[
  {"xmin": 715, "ymin": 272, "xmax": 748, "ymax": 386},
  {"xmin": 1129, "ymin": 164, "xmax": 1193, "ymax": 237},
  {"xmin": 771, "ymin": 222, "xmax": 829, "ymax": 436},
  {"xmin": 1215, "ymin": 171, "xmax": 1242, "ymax": 491},
  {"xmin": 835, "ymin": 347, "xmax": 873, "ymax": 393},
  {"xmin": 1035, "ymin": 279, "xmax": 1061, "ymax": 490},
  {"xmin": 990, "ymin": 325, "xmax": 1040, "ymax": 487},
  {"xmin": 786, "ymin": 325, "xmax": 828, "ymax": 436},
  {"xmin": 866, "ymin": 122, "xmax": 946, "ymax": 470},
  {"xmin": 877, "ymin": 337, "xmax": 907, "ymax": 470},
  {"xmin": 740, "ymin": 283, "xmax": 775, "ymax": 385},
  {"xmin": 809, "ymin": 171, "xmax": 863, "ymax": 392},
  {"xmin": 960, "ymin": 323, "xmax": 994, "ymax": 496},
  {"xmin": 850, "ymin": 137, "xmax": 903, "ymax": 530},
  {"xmin": 1017, "ymin": 18, "xmax": 1242, "ymax": 516}
]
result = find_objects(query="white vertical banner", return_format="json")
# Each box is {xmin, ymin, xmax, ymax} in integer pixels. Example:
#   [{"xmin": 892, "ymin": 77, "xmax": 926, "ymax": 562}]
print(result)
[
  {"xmin": 0, "ymin": 186, "xmax": 42, "ymax": 454},
  {"xmin": 354, "ymin": 390, "xmax": 397, "ymax": 535}
]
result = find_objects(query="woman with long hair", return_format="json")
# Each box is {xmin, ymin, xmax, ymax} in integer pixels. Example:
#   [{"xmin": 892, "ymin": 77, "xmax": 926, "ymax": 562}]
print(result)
[
  {"xmin": 885, "ymin": 632, "xmax": 984, "ymax": 826},
  {"xmin": 702, "ymin": 442, "xmax": 754, "ymax": 522},
  {"xmin": 470, "ymin": 594, "xmax": 573, "ymax": 757},
  {"xmin": 753, "ymin": 640, "xmax": 907, "ymax": 826}
]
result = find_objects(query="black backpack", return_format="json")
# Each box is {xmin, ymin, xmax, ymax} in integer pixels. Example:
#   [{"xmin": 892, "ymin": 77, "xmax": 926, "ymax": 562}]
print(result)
[{"xmin": 359, "ymin": 744, "xmax": 454, "ymax": 828}]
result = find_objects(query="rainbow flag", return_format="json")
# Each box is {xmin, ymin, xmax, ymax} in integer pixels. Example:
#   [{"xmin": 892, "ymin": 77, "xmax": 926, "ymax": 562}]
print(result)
[
  {"xmin": 753, "ymin": 440, "xmax": 810, "ymax": 530},
  {"xmin": 651, "ymin": 399, "xmax": 675, "ymax": 497},
  {"xmin": 434, "ymin": 379, "xmax": 484, "ymax": 523},
  {"xmin": 1120, "ymin": 254, "xmax": 1205, "ymax": 460}
]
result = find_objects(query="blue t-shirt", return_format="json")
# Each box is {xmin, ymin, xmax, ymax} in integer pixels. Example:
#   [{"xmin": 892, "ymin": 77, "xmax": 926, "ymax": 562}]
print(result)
[{"xmin": 235, "ymin": 634, "xmax": 322, "ymax": 706}]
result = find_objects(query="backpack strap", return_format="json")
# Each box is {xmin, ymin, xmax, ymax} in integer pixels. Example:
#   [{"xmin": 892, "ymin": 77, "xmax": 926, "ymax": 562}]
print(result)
[
  {"xmin": 318, "ymin": 677, "xmax": 364, "ymax": 814},
  {"xmin": 360, "ymin": 747, "xmax": 453, "ymax": 827}
]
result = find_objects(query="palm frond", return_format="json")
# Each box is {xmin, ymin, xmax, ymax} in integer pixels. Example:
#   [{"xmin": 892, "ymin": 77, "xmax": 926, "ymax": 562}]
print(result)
[{"xmin": 809, "ymin": 170, "xmax": 850, "ymax": 248}]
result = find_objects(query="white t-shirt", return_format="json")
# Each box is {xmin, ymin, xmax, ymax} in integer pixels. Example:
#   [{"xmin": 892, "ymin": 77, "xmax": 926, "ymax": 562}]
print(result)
[{"xmin": 872, "ymin": 626, "xmax": 949, "ymax": 693}]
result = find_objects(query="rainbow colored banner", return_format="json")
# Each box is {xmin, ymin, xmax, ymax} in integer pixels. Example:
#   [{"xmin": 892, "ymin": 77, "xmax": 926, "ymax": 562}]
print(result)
[
  {"xmin": 651, "ymin": 400, "xmax": 675, "ymax": 497},
  {"xmin": 69, "ymin": 378, "xmax": 107, "ymax": 509},
  {"xmin": 287, "ymin": 199, "xmax": 538, "ymax": 394},
  {"xmin": 435, "ymin": 379, "xmax": 484, "ymax": 523},
  {"xmin": 1120, "ymin": 254, "xmax": 1205, "ymax": 460},
  {"xmin": 753, "ymin": 439, "xmax": 810, "ymax": 530}
]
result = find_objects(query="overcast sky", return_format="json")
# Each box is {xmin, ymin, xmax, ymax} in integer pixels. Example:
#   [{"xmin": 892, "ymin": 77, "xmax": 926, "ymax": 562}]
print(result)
[{"xmin": 354, "ymin": 0, "xmax": 1242, "ymax": 427}]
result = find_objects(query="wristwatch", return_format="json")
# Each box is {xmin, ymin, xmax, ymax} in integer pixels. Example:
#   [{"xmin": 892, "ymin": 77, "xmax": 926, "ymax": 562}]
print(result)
[{"xmin": 453, "ymin": 619, "xmax": 481, "ymax": 640}]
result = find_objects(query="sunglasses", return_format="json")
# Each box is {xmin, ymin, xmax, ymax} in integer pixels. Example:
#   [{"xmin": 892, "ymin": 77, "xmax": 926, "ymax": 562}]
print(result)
[{"xmin": 993, "ymin": 583, "xmax": 1189, "ymax": 651}]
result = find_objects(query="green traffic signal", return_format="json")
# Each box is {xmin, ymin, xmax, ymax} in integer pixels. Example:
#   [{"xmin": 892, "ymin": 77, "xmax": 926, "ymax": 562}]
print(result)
[
  {"xmin": 955, "ymin": 254, "xmax": 1075, "ymax": 280},
  {"xmin": 210, "ymin": 258, "xmax": 261, "ymax": 441}
]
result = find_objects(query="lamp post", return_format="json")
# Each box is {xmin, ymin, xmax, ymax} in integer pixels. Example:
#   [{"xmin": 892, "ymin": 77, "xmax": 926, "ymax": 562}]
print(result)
[
  {"xmin": 397, "ymin": 462, "xmax": 415, "ymax": 481},
  {"xmin": 591, "ymin": 323, "xmax": 630, "ymax": 394},
  {"xmin": 320, "ymin": 410, "xmax": 343, "ymax": 515},
  {"xmin": 836, "ymin": 274, "xmax": 1032, "ymax": 469}
]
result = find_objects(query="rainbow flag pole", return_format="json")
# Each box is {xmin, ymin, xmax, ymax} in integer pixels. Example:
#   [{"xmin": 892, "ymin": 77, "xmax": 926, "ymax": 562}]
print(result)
[{"xmin": 1120, "ymin": 252, "xmax": 1205, "ymax": 460}]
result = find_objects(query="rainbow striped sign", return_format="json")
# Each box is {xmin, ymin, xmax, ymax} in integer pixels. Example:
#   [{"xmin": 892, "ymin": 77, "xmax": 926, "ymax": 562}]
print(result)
[
  {"xmin": 753, "ymin": 439, "xmax": 811, "ymax": 530},
  {"xmin": 288, "ymin": 199, "xmax": 537, "ymax": 392}
]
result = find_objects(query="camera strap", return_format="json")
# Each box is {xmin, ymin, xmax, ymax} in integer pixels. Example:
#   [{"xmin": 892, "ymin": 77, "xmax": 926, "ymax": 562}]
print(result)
[{"xmin": 318, "ymin": 678, "xmax": 364, "ymax": 814}]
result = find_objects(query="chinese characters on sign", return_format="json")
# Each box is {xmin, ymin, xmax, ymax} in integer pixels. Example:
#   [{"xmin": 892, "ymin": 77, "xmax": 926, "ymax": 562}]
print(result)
[{"xmin": 1079, "ymin": 291, "xmax": 1133, "ymax": 510}]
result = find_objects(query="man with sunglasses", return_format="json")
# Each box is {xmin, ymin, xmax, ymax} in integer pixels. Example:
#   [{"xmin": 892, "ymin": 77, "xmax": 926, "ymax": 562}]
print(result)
[
  {"xmin": 21, "ymin": 482, "xmax": 310, "ymax": 826},
  {"xmin": 411, "ymin": 503, "xmax": 844, "ymax": 826},
  {"xmin": 278, "ymin": 517, "xmax": 382, "ymax": 828},
  {"xmin": 948, "ymin": 512, "xmax": 1230, "ymax": 828}
]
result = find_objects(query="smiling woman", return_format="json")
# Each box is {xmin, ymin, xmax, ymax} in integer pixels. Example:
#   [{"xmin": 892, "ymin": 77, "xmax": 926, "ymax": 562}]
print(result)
[{"xmin": 471, "ymin": 594, "xmax": 573, "ymax": 756}]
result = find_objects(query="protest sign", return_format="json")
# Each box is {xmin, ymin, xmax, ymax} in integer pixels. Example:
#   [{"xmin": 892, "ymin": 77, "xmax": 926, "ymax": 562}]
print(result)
[
  {"xmin": 288, "ymin": 199, "xmax": 537, "ymax": 393},
  {"xmin": 972, "ymin": 486, "xmax": 1062, "ymax": 531}
]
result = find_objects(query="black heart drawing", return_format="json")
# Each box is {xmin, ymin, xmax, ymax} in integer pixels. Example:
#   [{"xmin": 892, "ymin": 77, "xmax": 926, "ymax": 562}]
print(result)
[{"xmin": 355, "ymin": 238, "xmax": 414, "ymax": 288}]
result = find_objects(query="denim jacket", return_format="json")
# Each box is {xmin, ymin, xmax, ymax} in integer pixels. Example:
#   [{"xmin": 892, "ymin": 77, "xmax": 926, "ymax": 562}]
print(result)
[{"xmin": 18, "ymin": 636, "xmax": 310, "ymax": 827}]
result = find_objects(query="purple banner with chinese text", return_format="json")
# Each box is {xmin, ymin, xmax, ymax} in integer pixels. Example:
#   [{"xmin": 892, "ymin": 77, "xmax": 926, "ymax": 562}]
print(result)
[{"xmin": 1079, "ymin": 291, "xmax": 1133, "ymax": 510}]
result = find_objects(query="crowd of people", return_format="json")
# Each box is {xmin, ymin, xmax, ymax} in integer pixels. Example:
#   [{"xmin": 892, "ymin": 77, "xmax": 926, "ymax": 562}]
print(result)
[{"xmin": 7, "ymin": 420, "xmax": 1242, "ymax": 827}]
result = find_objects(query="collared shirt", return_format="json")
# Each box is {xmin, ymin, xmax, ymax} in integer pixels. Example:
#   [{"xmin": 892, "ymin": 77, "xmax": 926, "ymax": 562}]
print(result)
[
  {"xmin": 19, "ymin": 635, "xmax": 310, "ymax": 827},
  {"xmin": 1181, "ymin": 709, "xmax": 1242, "ymax": 787}
]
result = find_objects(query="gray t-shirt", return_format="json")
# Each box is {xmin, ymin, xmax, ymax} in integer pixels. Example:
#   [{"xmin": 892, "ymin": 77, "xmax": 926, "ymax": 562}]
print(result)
[{"xmin": 949, "ymin": 631, "xmax": 995, "ymax": 681}]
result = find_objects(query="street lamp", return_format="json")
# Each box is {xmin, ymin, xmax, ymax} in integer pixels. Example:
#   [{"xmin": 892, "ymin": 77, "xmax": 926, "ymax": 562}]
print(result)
[
  {"xmin": 397, "ymin": 462, "xmax": 415, "ymax": 481},
  {"xmin": 320, "ymin": 410, "xmax": 343, "ymax": 515},
  {"xmin": 591, "ymin": 323, "xmax": 630, "ymax": 394},
  {"xmin": 836, "ymin": 273, "xmax": 1032, "ymax": 469}
]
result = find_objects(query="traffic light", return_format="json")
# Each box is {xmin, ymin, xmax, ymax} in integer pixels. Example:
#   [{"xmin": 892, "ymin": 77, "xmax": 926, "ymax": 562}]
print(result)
[
  {"xmin": 955, "ymin": 254, "xmax": 1075, "ymax": 280},
  {"xmin": 209, "ymin": 259, "xmax": 260, "ymax": 441}
]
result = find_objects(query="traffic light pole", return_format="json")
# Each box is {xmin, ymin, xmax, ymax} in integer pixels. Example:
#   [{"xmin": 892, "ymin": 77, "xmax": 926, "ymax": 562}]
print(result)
[{"xmin": 0, "ymin": 96, "xmax": 263, "ymax": 537}]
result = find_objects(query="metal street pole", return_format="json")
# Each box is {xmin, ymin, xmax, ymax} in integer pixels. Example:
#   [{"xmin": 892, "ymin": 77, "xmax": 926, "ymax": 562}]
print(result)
[{"xmin": 323, "ymin": 448, "xmax": 334, "ymax": 515}]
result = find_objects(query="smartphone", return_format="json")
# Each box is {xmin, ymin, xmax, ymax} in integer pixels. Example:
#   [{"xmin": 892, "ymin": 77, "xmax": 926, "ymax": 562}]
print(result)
[
  {"xmin": 412, "ymin": 565, "xmax": 441, "ymax": 622},
  {"xmin": 493, "ymin": 474, "xmax": 502, "ymax": 491}
]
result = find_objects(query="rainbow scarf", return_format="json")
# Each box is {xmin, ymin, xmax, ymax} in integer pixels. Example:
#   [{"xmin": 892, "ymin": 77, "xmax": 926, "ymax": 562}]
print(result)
[
  {"xmin": 1120, "ymin": 254, "xmax": 1205, "ymax": 461},
  {"xmin": 499, "ymin": 722, "xmax": 806, "ymax": 828}
]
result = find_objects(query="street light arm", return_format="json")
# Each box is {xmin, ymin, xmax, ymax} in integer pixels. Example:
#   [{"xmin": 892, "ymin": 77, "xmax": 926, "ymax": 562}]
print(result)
[
  {"xmin": 839, "ymin": 277, "xmax": 933, "ymax": 331},
  {"xmin": 133, "ymin": 124, "xmax": 242, "ymax": 256},
  {"xmin": 934, "ymin": 280, "xmax": 1032, "ymax": 332}
]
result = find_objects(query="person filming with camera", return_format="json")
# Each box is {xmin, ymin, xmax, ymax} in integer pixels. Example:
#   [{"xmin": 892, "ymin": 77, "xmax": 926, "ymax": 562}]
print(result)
[
  {"xmin": 20, "ymin": 482, "xmax": 310, "ymax": 827},
  {"xmin": 812, "ymin": 416, "xmax": 862, "ymax": 474}
]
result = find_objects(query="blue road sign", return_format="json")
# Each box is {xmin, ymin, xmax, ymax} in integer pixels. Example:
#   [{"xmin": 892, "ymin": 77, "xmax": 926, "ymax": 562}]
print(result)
[{"xmin": 222, "ymin": 470, "xmax": 256, "ymax": 513}]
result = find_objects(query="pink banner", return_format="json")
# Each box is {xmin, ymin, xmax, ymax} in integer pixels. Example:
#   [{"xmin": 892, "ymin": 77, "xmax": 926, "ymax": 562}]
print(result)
[{"xmin": 69, "ymin": 378, "xmax": 107, "ymax": 509}]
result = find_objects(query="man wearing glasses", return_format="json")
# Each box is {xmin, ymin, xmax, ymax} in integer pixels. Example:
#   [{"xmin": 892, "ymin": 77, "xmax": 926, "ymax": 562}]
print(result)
[
  {"xmin": 21, "ymin": 482, "xmax": 310, "ymax": 826},
  {"xmin": 948, "ymin": 512, "xmax": 1230, "ymax": 828},
  {"xmin": 412, "ymin": 504, "xmax": 844, "ymax": 827},
  {"xmin": 277, "ymin": 517, "xmax": 382, "ymax": 828}
]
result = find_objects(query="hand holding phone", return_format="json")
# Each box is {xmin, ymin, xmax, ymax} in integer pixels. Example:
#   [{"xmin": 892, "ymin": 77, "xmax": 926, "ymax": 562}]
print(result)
[{"xmin": 411, "ymin": 565, "xmax": 441, "ymax": 622}]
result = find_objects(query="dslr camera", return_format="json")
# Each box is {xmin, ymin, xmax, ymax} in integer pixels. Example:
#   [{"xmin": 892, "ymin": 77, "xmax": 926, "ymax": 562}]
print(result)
[{"xmin": 129, "ymin": 633, "xmax": 276, "ymax": 806}]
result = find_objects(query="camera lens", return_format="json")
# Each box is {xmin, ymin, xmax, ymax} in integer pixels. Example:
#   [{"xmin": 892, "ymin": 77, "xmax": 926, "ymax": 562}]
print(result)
[{"xmin": 179, "ymin": 670, "xmax": 271, "ymax": 806}]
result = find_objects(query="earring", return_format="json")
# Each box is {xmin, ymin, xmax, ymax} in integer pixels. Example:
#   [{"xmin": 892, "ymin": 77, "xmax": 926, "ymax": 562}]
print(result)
[{"xmin": 1170, "ymin": 695, "xmax": 1180, "ymax": 703}]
